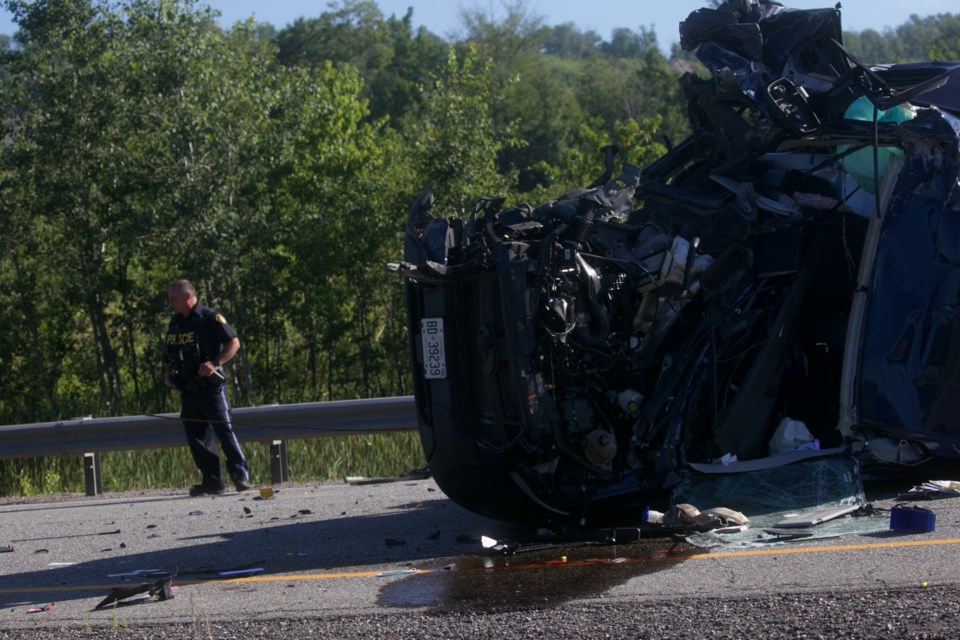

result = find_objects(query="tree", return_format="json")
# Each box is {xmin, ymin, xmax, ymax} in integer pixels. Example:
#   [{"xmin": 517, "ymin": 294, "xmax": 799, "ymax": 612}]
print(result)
[
  {"xmin": 456, "ymin": 0, "xmax": 547, "ymax": 67},
  {"xmin": 265, "ymin": 61, "xmax": 405, "ymax": 400},
  {"xmin": 368, "ymin": 11, "xmax": 448, "ymax": 124},
  {"xmin": 274, "ymin": 2, "xmax": 447, "ymax": 124},
  {"xmin": 499, "ymin": 53, "xmax": 585, "ymax": 192},
  {"xmin": 602, "ymin": 26, "xmax": 656, "ymax": 59},
  {"xmin": 275, "ymin": 0, "xmax": 392, "ymax": 73},
  {"xmin": 406, "ymin": 45, "xmax": 523, "ymax": 211},
  {"xmin": 541, "ymin": 22, "xmax": 601, "ymax": 59},
  {"xmin": 0, "ymin": 0, "xmax": 415, "ymax": 418},
  {"xmin": 575, "ymin": 38, "xmax": 687, "ymax": 148},
  {"xmin": 927, "ymin": 15, "xmax": 960, "ymax": 60},
  {"xmin": 1, "ymin": 0, "xmax": 143, "ymax": 414}
]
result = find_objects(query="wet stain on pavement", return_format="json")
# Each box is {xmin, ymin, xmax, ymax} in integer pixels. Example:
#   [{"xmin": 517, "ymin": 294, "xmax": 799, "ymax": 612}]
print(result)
[{"xmin": 378, "ymin": 540, "xmax": 697, "ymax": 610}]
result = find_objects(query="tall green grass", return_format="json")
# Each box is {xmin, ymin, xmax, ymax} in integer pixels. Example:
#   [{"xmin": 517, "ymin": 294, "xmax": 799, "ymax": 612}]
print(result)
[{"xmin": 0, "ymin": 432, "xmax": 427, "ymax": 496}]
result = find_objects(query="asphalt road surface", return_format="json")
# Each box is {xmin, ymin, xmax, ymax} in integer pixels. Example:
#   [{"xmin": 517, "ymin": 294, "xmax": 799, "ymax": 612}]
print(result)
[{"xmin": 2, "ymin": 471, "xmax": 960, "ymax": 639}]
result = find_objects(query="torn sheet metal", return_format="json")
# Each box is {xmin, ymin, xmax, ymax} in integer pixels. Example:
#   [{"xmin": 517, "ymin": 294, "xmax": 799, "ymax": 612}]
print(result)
[
  {"xmin": 774, "ymin": 504, "xmax": 861, "ymax": 528},
  {"xmin": 346, "ymin": 465, "xmax": 431, "ymax": 485},
  {"xmin": 95, "ymin": 575, "xmax": 174, "ymax": 609},
  {"xmin": 395, "ymin": 0, "xmax": 960, "ymax": 525},
  {"xmin": 897, "ymin": 480, "xmax": 960, "ymax": 500}
]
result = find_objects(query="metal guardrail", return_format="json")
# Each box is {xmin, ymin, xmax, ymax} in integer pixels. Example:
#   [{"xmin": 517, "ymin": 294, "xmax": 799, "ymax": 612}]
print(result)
[{"xmin": 0, "ymin": 396, "xmax": 420, "ymax": 494}]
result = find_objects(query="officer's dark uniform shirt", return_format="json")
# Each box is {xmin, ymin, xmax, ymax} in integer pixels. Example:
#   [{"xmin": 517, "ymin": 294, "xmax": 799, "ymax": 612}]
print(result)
[{"xmin": 165, "ymin": 302, "xmax": 236, "ymax": 393}]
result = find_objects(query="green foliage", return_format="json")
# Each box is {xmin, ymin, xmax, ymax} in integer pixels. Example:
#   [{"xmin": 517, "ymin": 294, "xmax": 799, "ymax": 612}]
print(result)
[
  {"xmin": 526, "ymin": 116, "xmax": 668, "ymax": 199},
  {"xmin": 273, "ymin": 1, "xmax": 447, "ymax": 123},
  {"xmin": 926, "ymin": 16, "xmax": 960, "ymax": 60},
  {"xmin": 541, "ymin": 22, "xmax": 602, "ymax": 59},
  {"xmin": 843, "ymin": 13, "xmax": 960, "ymax": 63},
  {"xmin": 276, "ymin": 0, "xmax": 393, "ymax": 73},
  {"xmin": 407, "ymin": 45, "xmax": 523, "ymax": 210},
  {"xmin": 0, "ymin": 456, "xmax": 83, "ymax": 495},
  {"xmin": 447, "ymin": 4, "xmax": 686, "ymax": 195},
  {"xmin": 286, "ymin": 433, "xmax": 426, "ymax": 481},
  {"xmin": 0, "ymin": 0, "xmax": 410, "ymax": 421}
]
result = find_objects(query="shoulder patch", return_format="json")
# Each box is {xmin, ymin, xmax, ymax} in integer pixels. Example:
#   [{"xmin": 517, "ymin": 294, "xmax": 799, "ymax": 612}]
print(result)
[{"xmin": 216, "ymin": 314, "xmax": 227, "ymax": 324}]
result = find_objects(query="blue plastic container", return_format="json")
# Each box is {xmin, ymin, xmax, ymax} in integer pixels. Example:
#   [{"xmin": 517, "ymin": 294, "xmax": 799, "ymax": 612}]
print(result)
[{"xmin": 890, "ymin": 505, "xmax": 936, "ymax": 533}]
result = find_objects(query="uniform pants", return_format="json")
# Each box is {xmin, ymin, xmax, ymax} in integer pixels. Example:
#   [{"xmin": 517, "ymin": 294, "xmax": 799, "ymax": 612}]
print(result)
[{"xmin": 180, "ymin": 385, "xmax": 248, "ymax": 489}]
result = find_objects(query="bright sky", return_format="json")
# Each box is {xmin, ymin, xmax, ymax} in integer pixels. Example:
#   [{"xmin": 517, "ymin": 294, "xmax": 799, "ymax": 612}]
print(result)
[{"xmin": 0, "ymin": 1, "xmax": 957, "ymax": 51}]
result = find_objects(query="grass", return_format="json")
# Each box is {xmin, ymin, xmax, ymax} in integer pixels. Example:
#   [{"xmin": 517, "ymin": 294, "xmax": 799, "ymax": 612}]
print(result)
[{"xmin": 0, "ymin": 432, "xmax": 427, "ymax": 496}]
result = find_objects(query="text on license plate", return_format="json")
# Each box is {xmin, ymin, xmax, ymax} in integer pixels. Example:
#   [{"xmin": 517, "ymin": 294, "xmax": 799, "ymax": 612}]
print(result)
[{"xmin": 420, "ymin": 317, "xmax": 447, "ymax": 379}]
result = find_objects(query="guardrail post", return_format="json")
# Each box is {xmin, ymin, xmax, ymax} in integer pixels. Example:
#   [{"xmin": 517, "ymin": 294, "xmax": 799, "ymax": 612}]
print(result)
[
  {"xmin": 83, "ymin": 452, "xmax": 102, "ymax": 496},
  {"xmin": 270, "ymin": 440, "xmax": 288, "ymax": 484}
]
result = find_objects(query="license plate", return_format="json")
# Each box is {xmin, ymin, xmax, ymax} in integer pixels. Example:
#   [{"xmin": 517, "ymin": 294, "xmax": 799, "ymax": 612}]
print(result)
[{"xmin": 420, "ymin": 317, "xmax": 447, "ymax": 379}]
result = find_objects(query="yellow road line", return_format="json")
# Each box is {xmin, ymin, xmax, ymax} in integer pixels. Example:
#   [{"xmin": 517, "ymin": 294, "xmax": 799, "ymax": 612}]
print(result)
[
  {"xmin": 0, "ymin": 570, "xmax": 388, "ymax": 595},
  {"xmin": 4, "ymin": 537, "xmax": 960, "ymax": 595},
  {"xmin": 206, "ymin": 569, "xmax": 389, "ymax": 582},
  {"xmin": 697, "ymin": 537, "xmax": 960, "ymax": 558}
]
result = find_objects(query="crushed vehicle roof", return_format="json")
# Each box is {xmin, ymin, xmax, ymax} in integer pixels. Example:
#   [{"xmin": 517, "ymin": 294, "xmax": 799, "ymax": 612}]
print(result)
[{"xmin": 395, "ymin": 0, "xmax": 960, "ymax": 524}]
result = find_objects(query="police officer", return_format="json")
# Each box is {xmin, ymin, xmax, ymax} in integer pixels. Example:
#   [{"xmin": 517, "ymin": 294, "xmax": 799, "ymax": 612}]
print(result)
[{"xmin": 164, "ymin": 279, "xmax": 251, "ymax": 495}]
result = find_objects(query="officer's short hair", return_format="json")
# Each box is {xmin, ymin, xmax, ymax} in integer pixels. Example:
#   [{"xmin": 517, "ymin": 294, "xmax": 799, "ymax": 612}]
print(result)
[{"xmin": 168, "ymin": 279, "xmax": 196, "ymax": 298}]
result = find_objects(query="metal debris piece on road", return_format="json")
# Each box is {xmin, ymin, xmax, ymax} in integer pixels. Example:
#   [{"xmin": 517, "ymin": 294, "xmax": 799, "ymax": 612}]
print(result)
[
  {"xmin": 95, "ymin": 575, "xmax": 174, "ymax": 609},
  {"xmin": 13, "ymin": 529, "xmax": 121, "ymax": 543},
  {"xmin": 762, "ymin": 528, "xmax": 815, "ymax": 539},
  {"xmin": 897, "ymin": 480, "xmax": 960, "ymax": 501},
  {"xmin": 481, "ymin": 535, "xmax": 520, "ymax": 555},
  {"xmin": 345, "ymin": 466, "xmax": 431, "ymax": 485},
  {"xmin": 106, "ymin": 569, "xmax": 169, "ymax": 578},
  {"xmin": 774, "ymin": 504, "xmax": 861, "ymax": 528}
]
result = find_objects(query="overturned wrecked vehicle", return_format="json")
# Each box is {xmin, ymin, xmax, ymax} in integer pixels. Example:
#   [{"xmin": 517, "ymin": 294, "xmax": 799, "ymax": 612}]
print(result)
[{"xmin": 394, "ymin": 1, "xmax": 960, "ymax": 524}]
